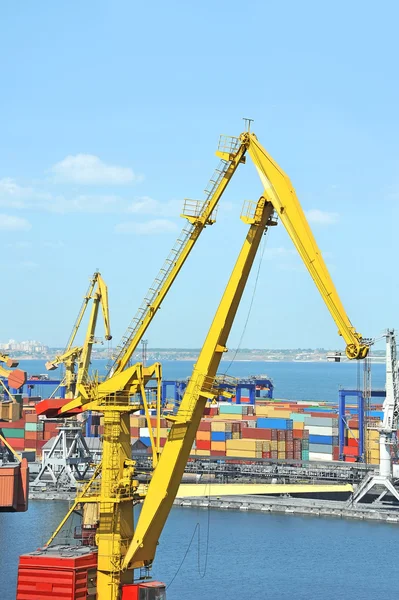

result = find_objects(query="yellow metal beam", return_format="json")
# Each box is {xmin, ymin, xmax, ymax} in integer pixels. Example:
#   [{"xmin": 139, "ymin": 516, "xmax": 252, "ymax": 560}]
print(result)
[
  {"xmin": 122, "ymin": 197, "xmax": 275, "ymax": 570},
  {"xmin": 241, "ymin": 132, "xmax": 369, "ymax": 360},
  {"xmin": 172, "ymin": 483, "xmax": 353, "ymax": 497}
]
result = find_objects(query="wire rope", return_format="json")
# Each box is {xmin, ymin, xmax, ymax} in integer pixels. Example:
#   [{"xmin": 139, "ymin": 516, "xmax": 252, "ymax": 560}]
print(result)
[{"xmin": 222, "ymin": 228, "xmax": 269, "ymax": 376}]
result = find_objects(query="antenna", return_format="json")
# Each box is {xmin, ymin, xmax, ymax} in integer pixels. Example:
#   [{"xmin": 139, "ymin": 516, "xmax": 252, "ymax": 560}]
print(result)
[{"xmin": 243, "ymin": 117, "xmax": 254, "ymax": 132}]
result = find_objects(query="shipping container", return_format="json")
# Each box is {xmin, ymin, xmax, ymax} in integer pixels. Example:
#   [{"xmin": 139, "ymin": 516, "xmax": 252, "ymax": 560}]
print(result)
[{"xmin": 256, "ymin": 418, "xmax": 293, "ymax": 430}]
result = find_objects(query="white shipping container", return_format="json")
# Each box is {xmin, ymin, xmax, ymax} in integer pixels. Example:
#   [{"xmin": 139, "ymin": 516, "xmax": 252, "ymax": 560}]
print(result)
[
  {"xmin": 139, "ymin": 427, "xmax": 150, "ymax": 437},
  {"xmin": 309, "ymin": 452, "xmax": 334, "ymax": 462},
  {"xmin": 306, "ymin": 425, "xmax": 338, "ymax": 436}
]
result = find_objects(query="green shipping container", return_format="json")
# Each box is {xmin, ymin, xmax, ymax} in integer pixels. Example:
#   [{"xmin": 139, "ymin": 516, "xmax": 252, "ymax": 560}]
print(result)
[
  {"xmin": 25, "ymin": 422, "xmax": 44, "ymax": 432},
  {"xmin": 301, "ymin": 450, "xmax": 310, "ymax": 460},
  {"xmin": 219, "ymin": 405, "xmax": 243, "ymax": 415},
  {"xmin": 4, "ymin": 428, "xmax": 24, "ymax": 438},
  {"xmin": 290, "ymin": 413, "xmax": 306, "ymax": 422}
]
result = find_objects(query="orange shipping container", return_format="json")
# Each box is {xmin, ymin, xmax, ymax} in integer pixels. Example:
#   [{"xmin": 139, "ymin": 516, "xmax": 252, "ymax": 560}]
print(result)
[
  {"xmin": 25, "ymin": 413, "xmax": 38, "ymax": 423},
  {"xmin": 196, "ymin": 431, "xmax": 211, "ymax": 441},
  {"xmin": 211, "ymin": 441, "xmax": 226, "ymax": 451}
]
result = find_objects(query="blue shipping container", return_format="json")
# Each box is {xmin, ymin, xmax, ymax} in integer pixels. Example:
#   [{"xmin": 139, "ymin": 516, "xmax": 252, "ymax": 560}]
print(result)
[
  {"xmin": 308, "ymin": 434, "xmax": 338, "ymax": 445},
  {"xmin": 211, "ymin": 432, "xmax": 226, "ymax": 441},
  {"xmin": 256, "ymin": 417, "xmax": 293, "ymax": 430},
  {"xmin": 140, "ymin": 436, "xmax": 151, "ymax": 447}
]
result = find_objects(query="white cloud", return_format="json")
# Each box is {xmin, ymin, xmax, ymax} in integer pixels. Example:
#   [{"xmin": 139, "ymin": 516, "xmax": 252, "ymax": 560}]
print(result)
[
  {"xmin": 0, "ymin": 178, "xmax": 51, "ymax": 208},
  {"xmin": 114, "ymin": 219, "xmax": 179, "ymax": 235},
  {"xmin": 0, "ymin": 214, "xmax": 31, "ymax": 231},
  {"xmin": 50, "ymin": 154, "xmax": 142, "ymax": 185},
  {"xmin": 306, "ymin": 209, "xmax": 339, "ymax": 225},
  {"xmin": 128, "ymin": 196, "xmax": 181, "ymax": 217}
]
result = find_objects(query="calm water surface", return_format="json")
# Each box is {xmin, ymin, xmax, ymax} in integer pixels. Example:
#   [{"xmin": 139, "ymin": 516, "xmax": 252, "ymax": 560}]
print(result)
[
  {"xmin": 0, "ymin": 502, "xmax": 397, "ymax": 600},
  {"xmin": 18, "ymin": 359, "xmax": 385, "ymax": 403}
]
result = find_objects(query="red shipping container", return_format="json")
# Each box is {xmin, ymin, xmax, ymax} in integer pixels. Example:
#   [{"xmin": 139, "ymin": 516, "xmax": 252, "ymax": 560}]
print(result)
[
  {"xmin": 196, "ymin": 440, "xmax": 211, "ymax": 450},
  {"xmin": 270, "ymin": 430, "xmax": 278, "ymax": 440},
  {"xmin": 43, "ymin": 422, "xmax": 59, "ymax": 432},
  {"xmin": 343, "ymin": 446, "xmax": 358, "ymax": 457},
  {"xmin": 262, "ymin": 452, "xmax": 271, "ymax": 459},
  {"xmin": 0, "ymin": 419, "xmax": 25, "ymax": 429},
  {"xmin": 6, "ymin": 438, "xmax": 25, "ymax": 450},
  {"xmin": 241, "ymin": 427, "xmax": 271, "ymax": 440},
  {"xmin": 131, "ymin": 427, "xmax": 139, "ymax": 437},
  {"xmin": 286, "ymin": 451, "xmax": 294, "ymax": 459},
  {"xmin": 198, "ymin": 421, "xmax": 211, "ymax": 432},
  {"xmin": 211, "ymin": 450, "xmax": 226, "ymax": 456},
  {"xmin": 348, "ymin": 437, "xmax": 359, "ymax": 447},
  {"xmin": 277, "ymin": 431, "xmax": 286, "ymax": 441},
  {"xmin": 293, "ymin": 430, "xmax": 304, "ymax": 440},
  {"xmin": 286, "ymin": 430, "xmax": 293, "ymax": 441},
  {"xmin": 345, "ymin": 456, "xmax": 357, "ymax": 463},
  {"xmin": 309, "ymin": 412, "xmax": 338, "ymax": 418},
  {"xmin": 24, "ymin": 431, "xmax": 37, "ymax": 441},
  {"xmin": 333, "ymin": 447, "xmax": 340, "ymax": 461},
  {"xmin": 16, "ymin": 546, "xmax": 97, "ymax": 599},
  {"xmin": 293, "ymin": 451, "xmax": 302, "ymax": 460}
]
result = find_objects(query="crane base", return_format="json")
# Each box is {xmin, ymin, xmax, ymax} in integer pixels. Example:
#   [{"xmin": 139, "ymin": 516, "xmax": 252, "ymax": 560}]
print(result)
[{"xmin": 351, "ymin": 474, "xmax": 399, "ymax": 504}]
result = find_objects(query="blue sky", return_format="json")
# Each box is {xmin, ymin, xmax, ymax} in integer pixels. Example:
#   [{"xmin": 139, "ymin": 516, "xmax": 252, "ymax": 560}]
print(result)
[{"xmin": 0, "ymin": 0, "xmax": 398, "ymax": 351}]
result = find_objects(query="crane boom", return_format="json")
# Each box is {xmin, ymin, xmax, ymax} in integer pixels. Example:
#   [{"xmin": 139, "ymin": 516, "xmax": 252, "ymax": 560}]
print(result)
[
  {"xmin": 106, "ymin": 140, "xmax": 247, "ymax": 376},
  {"xmin": 122, "ymin": 197, "xmax": 275, "ymax": 569},
  {"xmin": 77, "ymin": 272, "xmax": 111, "ymax": 387},
  {"xmin": 64, "ymin": 273, "xmax": 99, "ymax": 352},
  {"xmin": 224, "ymin": 132, "xmax": 369, "ymax": 360},
  {"xmin": 46, "ymin": 272, "xmax": 111, "ymax": 397}
]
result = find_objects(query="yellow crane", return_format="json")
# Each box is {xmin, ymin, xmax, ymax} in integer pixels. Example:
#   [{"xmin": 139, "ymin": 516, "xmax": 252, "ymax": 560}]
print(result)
[
  {"xmin": 45, "ymin": 271, "xmax": 112, "ymax": 398},
  {"xmin": 37, "ymin": 128, "xmax": 369, "ymax": 600}
]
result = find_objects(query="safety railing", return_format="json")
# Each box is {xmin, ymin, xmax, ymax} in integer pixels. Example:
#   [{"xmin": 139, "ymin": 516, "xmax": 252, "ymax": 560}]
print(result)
[
  {"xmin": 181, "ymin": 198, "xmax": 218, "ymax": 224},
  {"xmin": 218, "ymin": 134, "xmax": 241, "ymax": 155}
]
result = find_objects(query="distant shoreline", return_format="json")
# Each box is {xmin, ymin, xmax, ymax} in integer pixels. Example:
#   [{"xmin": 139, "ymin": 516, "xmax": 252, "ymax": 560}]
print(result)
[{"xmin": 15, "ymin": 356, "xmax": 385, "ymax": 364}]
